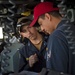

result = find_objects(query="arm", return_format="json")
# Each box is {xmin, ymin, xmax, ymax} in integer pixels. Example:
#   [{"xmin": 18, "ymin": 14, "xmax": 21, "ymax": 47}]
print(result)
[{"xmin": 46, "ymin": 31, "xmax": 69, "ymax": 73}]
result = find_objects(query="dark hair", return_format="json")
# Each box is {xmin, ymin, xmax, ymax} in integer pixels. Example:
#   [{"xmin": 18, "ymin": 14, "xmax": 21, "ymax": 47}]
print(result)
[
  {"xmin": 39, "ymin": 11, "xmax": 62, "ymax": 19},
  {"xmin": 19, "ymin": 21, "xmax": 31, "ymax": 32},
  {"xmin": 48, "ymin": 11, "xmax": 62, "ymax": 17},
  {"xmin": 18, "ymin": 18, "xmax": 31, "ymax": 32},
  {"xmin": 19, "ymin": 18, "xmax": 31, "ymax": 24}
]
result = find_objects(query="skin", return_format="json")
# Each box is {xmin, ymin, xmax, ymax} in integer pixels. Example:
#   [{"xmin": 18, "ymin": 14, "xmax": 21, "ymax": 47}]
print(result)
[
  {"xmin": 29, "ymin": 53, "xmax": 38, "ymax": 67},
  {"xmin": 38, "ymin": 13, "xmax": 62, "ymax": 34},
  {"xmin": 20, "ymin": 26, "xmax": 38, "ymax": 40}
]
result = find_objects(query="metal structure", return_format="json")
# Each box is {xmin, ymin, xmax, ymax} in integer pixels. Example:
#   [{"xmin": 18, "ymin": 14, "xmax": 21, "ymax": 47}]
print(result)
[
  {"xmin": 1, "ymin": 0, "xmax": 17, "ymax": 73},
  {"xmin": 0, "ymin": 0, "xmax": 36, "ymax": 74}
]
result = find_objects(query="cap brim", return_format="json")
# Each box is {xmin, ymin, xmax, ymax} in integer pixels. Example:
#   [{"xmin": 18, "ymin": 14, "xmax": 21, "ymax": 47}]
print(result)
[{"xmin": 30, "ymin": 17, "xmax": 38, "ymax": 27}]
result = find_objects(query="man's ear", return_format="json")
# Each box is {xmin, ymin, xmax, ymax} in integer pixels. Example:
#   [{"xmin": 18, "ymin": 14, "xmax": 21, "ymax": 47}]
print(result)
[{"xmin": 45, "ymin": 13, "xmax": 52, "ymax": 21}]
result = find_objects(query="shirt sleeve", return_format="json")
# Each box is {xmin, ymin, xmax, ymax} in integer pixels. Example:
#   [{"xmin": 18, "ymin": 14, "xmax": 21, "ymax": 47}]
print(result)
[
  {"xmin": 46, "ymin": 30, "xmax": 69, "ymax": 73},
  {"xmin": 19, "ymin": 46, "xmax": 30, "ymax": 72}
]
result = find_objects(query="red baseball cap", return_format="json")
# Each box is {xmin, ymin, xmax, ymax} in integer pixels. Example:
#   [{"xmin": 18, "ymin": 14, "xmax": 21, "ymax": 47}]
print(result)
[{"xmin": 30, "ymin": 2, "xmax": 59, "ymax": 27}]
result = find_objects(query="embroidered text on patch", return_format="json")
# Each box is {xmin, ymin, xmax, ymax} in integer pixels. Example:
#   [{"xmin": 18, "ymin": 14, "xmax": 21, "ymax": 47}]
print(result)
[{"xmin": 47, "ymin": 50, "xmax": 51, "ymax": 61}]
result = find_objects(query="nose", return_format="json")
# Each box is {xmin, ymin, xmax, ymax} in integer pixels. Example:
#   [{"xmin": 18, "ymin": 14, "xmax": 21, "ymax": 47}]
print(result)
[
  {"xmin": 27, "ymin": 31, "xmax": 31, "ymax": 38},
  {"xmin": 27, "ymin": 30, "xmax": 31, "ymax": 37},
  {"xmin": 27, "ymin": 30, "xmax": 31, "ymax": 35},
  {"xmin": 40, "ymin": 26, "xmax": 43, "ymax": 31},
  {"xmin": 40, "ymin": 26, "xmax": 44, "ymax": 32}
]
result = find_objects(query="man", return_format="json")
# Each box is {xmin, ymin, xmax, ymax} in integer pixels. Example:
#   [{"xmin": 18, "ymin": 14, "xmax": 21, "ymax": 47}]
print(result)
[
  {"xmin": 18, "ymin": 17, "xmax": 48, "ymax": 73},
  {"xmin": 30, "ymin": 2, "xmax": 75, "ymax": 75}
]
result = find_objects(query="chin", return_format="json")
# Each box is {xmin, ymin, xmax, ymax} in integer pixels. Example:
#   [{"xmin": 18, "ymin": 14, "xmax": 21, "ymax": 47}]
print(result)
[
  {"xmin": 45, "ymin": 32, "xmax": 49, "ymax": 35},
  {"xmin": 30, "ymin": 37, "xmax": 35, "ymax": 40},
  {"xmin": 44, "ymin": 31, "xmax": 49, "ymax": 35}
]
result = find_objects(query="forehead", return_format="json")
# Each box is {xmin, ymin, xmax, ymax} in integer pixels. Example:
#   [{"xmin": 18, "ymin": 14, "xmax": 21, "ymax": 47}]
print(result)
[{"xmin": 22, "ymin": 25, "xmax": 29, "ymax": 29}]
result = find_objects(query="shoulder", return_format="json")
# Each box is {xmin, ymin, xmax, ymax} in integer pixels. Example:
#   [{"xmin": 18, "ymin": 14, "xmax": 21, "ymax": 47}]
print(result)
[
  {"xmin": 51, "ymin": 29, "xmax": 66, "ymax": 39},
  {"xmin": 19, "ymin": 41, "xmax": 29, "ymax": 53},
  {"xmin": 48, "ymin": 29, "xmax": 68, "ymax": 45},
  {"xmin": 47, "ymin": 30, "xmax": 69, "ymax": 52},
  {"xmin": 19, "ymin": 45, "xmax": 25, "ymax": 54}
]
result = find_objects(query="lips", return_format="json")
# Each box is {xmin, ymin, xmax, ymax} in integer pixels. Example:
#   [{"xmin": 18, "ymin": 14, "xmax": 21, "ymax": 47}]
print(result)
[
  {"xmin": 28, "ymin": 34, "xmax": 34, "ymax": 39},
  {"xmin": 42, "ymin": 30, "xmax": 49, "ymax": 35}
]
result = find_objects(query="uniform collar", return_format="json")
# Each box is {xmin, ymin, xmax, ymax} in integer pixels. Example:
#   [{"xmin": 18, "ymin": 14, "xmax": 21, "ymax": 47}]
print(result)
[
  {"xmin": 27, "ymin": 35, "xmax": 48, "ymax": 52},
  {"xmin": 56, "ymin": 18, "xmax": 67, "ymax": 29}
]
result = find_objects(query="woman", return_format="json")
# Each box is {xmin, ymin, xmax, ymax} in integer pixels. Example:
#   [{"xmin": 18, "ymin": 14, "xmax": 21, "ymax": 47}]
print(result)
[{"xmin": 18, "ymin": 17, "xmax": 48, "ymax": 73}]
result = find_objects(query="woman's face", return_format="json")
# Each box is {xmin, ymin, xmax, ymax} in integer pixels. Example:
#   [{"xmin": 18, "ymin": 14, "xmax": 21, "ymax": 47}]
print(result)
[{"xmin": 20, "ymin": 26, "xmax": 38, "ymax": 40}]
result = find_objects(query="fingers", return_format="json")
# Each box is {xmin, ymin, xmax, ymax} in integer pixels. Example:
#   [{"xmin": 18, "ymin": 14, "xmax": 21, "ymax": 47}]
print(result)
[
  {"xmin": 34, "ymin": 53, "xmax": 38, "ymax": 61},
  {"xmin": 29, "ymin": 55, "xmax": 34, "ymax": 67},
  {"xmin": 29, "ymin": 54, "xmax": 38, "ymax": 67}
]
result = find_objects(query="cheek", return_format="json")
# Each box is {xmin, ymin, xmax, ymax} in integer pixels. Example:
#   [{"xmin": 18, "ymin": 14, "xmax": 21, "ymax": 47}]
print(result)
[
  {"xmin": 45, "ymin": 26, "xmax": 48, "ymax": 30},
  {"xmin": 26, "ymin": 34, "xmax": 30, "ymax": 38},
  {"xmin": 43, "ymin": 24, "xmax": 48, "ymax": 30},
  {"xmin": 45, "ymin": 22, "xmax": 51, "ymax": 29},
  {"xmin": 22, "ymin": 34, "xmax": 28, "ymax": 38}
]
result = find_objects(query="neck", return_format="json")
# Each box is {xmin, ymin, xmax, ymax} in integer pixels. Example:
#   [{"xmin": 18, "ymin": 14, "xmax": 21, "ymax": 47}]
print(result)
[{"xmin": 54, "ymin": 17, "xmax": 62, "ymax": 29}]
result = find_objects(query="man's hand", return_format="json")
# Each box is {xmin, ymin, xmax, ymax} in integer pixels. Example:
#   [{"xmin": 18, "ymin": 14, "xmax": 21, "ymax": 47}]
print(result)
[{"xmin": 29, "ymin": 53, "xmax": 38, "ymax": 67}]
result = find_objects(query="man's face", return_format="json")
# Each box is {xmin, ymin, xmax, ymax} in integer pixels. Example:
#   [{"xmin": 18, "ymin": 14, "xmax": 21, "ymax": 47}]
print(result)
[
  {"xmin": 38, "ymin": 14, "xmax": 53, "ymax": 34},
  {"xmin": 20, "ymin": 26, "xmax": 37, "ymax": 40}
]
